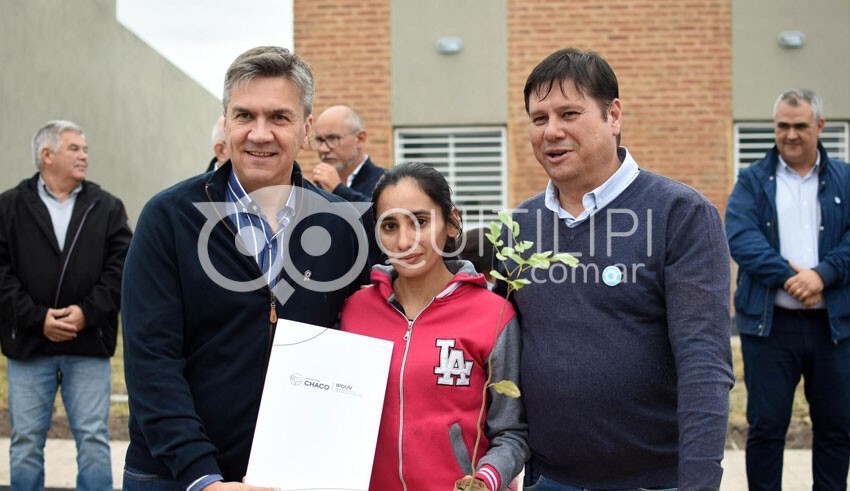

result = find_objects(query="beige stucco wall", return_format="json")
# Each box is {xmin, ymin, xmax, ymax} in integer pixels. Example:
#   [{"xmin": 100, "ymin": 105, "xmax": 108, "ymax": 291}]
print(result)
[
  {"xmin": 391, "ymin": 0, "xmax": 508, "ymax": 126},
  {"xmin": 0, "ymin": 0, "xmax": 222, "ymax": 223},
  {"xmin": 733, "ymin": 0, "xmax": 850, "ymax": 120}
]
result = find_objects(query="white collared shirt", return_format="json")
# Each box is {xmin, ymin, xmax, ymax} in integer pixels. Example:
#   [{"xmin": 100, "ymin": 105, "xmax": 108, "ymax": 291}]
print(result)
[
  {"xmin": 346, "ymin": 155, "xmax": 369, "ymax": 187},
  {"xmin": 37, "ymin": 175, "xmax": 83, "ymax": 251},
  {"xmin": 544, "ymin": 147, "xmax": 640, "ymax": 228},
  {"xmin": 224, "ymin": 171, "xmax": 298, "ymax": 287},
  {"xmin": 774, "ymin": 153, "xmax": 825, "ymax": 309}
]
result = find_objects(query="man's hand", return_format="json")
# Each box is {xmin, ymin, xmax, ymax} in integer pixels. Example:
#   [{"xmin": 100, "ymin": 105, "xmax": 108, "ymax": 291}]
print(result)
[
  {"xmin": 801, "ymin": 292, "xmax": 823, "ymax": 309},
  {"xmin": 784, "ymin": 262, "xmax": 825, "ymax": 304},
  {"xmin": 61, "ymin": 304, "xmax": 87, "ymax": 331},
  {"xmin": 202, "ymin": 481, "xmax": 280, "ymax": 491},
  {"xmin": 43, "ymin": 308, "xmax": 78, "ymax": 342},
  {"xmin": 311, "ymin": 163, "xmax": 342, "ymax": 193}
]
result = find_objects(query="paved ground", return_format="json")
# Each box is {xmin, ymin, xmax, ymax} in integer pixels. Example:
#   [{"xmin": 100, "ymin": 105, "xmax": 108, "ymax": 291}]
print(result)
[
  {"xmin": 721, "ymin": 449, "xmax": 850, "ymax": 490},
  {"xmin": 0, "ymin": 438, "xmax": 127, "ymax": 490},
  {"xmin": 0, "ymin": 439, "xmax": 845, "ymax": 490}
]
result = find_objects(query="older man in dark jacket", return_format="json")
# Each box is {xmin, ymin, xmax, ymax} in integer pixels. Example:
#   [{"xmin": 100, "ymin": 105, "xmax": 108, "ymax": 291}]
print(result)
[{"xmin": 0, "ymin": 120, "xmax": 132, "ymax": 491}]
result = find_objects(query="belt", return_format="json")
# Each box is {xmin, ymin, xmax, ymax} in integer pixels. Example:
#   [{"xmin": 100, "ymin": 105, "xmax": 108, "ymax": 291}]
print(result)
[{"xmin": 775, "ymin": 306, "xmax": 828, "ymax": 318}]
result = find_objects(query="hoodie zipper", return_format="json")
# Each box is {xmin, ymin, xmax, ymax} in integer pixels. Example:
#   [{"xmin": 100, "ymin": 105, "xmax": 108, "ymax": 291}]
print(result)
[
  {"xmin": 390, "ymin": 297, "xmax": 436, "ymax": 491},
  {"xmin": 269, "ymin": 298, "xmax": 277, "ymax": 348}
]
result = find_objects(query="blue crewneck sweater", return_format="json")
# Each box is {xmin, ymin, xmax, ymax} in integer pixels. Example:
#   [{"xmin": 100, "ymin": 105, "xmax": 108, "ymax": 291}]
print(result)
[{"xmin": 500, "ymin": 171, "xmax": 733, "ymax": 489}]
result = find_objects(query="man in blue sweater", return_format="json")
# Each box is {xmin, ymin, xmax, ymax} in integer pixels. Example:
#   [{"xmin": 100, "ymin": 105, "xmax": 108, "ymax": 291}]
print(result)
[
  {"xmin": 726, "ymin": 89, "xmax": 850, "ymax": 490},
  {"xmin": 498, "ymin": 48, "xmax": 734, "ymax": 489}
]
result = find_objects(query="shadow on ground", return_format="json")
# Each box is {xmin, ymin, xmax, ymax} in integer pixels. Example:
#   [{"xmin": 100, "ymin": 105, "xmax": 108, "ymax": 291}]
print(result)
[
  {"xmin": 726, "ymin": 420, "xmax": 812, "ymax": 450},
  {"xmin": 0, "ymin": 409, "xmax": 130, "ymax": 441}
]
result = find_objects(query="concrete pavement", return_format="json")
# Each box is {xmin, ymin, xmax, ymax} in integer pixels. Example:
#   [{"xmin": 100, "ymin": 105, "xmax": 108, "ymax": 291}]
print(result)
[
  {"xmin": 0, "ymin": 438, "xmax": 127, "ymax": 490},
  {"xmin": 721, "ymin": 449, "xmax": 849, "ymax": 490},
  {"xmin": 0, "ymin": 438, "xmax": 846, "ymax": 490}
]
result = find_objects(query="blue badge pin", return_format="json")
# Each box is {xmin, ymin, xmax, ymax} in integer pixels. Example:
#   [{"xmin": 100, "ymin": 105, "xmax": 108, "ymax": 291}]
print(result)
[{"xmin": 602, "ymin": 265, "xmax": 623, "ymax": 287}]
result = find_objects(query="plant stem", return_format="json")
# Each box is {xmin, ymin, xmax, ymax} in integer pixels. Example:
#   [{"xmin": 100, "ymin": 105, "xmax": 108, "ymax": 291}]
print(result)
[{"xmin": 469, "ymin": 291, "xmax": 512, "ymax": 474}]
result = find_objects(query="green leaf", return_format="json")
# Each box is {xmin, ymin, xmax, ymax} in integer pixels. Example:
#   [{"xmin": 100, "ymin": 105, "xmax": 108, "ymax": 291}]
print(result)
[
  {"xmin": 527, "ymin": 257, "xmax": 551, "ymax": 269},
  {"xmin": 509, "ymin": 278, "xmax": 531, "ymax": 290},
  {"xmin": 489, "ymin": 270, "xmax": 507, "ymax": 281},
  {"xmin": 499, "ymin": 247, "xmax": 515, "ymax": 257},
  {"xmin": 512, "ymin": 221, "xmax": 520, "ymax": 238},
  {"xmin": 495, "ymin": 252, "xmax": 506, "ymax": 261},
  {"xmin": 487, "ymin": 222, "xmax": 502, "ymax": 241},
  {"xmin": 498, "ymin": 211, "xmax": 513, "ymax": 228},
  {"xmin": 514, "ymin": 240, "xmax": 534, "ymax": 253},
  {"xmin": 552, "ymin": 253, "xmax": 579, "ymax": 266},
  {"xmin": 507, "ymin": 253, "xmax": 524, "ymax": 265},
  {"xmin": 492, "ymin": 380, "xmax": 521, "ymax": 398}
]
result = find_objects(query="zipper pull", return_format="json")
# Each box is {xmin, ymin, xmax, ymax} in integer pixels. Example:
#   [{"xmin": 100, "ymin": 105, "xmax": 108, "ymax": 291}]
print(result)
[
  {"xmin": 403, "ymin": 320, "xmax": 413, "ymax": 341},
  {"xmin": 270, "ymin": 299, "xmax": 278, "ymax": 324}
]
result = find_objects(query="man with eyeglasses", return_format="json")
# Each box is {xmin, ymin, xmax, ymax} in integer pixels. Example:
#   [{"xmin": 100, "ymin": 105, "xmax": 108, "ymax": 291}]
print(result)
[{"xmin": 309, "ymin": 105, "xmax": 385, "ymax": 203}]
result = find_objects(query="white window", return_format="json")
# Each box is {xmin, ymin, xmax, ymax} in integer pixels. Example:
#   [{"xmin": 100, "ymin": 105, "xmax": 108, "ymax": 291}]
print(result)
[
  {"xmin": 394, "ymin": 127, "xmax": 508, "ymax": 228},
  {"xmin": 734, "ymin": 121, "xmax": 849, "ymax": 177}
]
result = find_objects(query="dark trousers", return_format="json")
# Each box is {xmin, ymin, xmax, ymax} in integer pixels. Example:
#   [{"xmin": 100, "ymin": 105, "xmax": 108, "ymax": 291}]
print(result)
[{"xmin": 741, "ymin": 308, "xmax": 850, "ymax": 491}]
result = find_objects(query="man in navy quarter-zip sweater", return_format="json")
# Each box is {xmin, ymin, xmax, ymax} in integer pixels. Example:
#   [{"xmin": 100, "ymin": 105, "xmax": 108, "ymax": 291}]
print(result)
[
  {"xmin": 0, "ymin": 120, "xmax": 132, "ymax": 491},
  {"xmin": 122, "ymin": 47, "xmax": 368, "ymax": 491},
  {"xmin": 497, "ymin": 48, "xmax": 734, "ymax": 490},
  {"xmin": 727, "ymin": 89, "xmax": 850, "ymax": 490}
]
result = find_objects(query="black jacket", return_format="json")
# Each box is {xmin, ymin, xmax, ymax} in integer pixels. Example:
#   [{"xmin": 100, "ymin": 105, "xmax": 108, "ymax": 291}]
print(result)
[
  {"xmin": 330, "ymin": 157, "xmax": 386, "ymax": 266},
  {"xmin": 0, "ymin": 174, "xmax": 132, "ymax": 359},
  {"xmin": 122, "ymin": 162, "xmax": 369, "ymax": 487},
  {"xmin": 332, "ymin": 156, "xmax": 385, "ymax": 202}
]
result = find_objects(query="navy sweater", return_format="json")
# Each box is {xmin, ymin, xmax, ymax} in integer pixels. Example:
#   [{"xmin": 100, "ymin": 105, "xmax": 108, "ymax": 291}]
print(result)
[
  {"xmin": 499, "ymin": 171, "xmax": 733, "ymax": 489},
  {"xmin": 122, "ymin": 163, "xmax": 367, "ymax": 488}
]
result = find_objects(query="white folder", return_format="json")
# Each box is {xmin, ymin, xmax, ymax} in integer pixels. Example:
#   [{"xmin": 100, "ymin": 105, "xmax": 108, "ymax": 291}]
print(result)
[{"xmin": 245, "ymin": 319, "xmax": 393, "ymax": 490}]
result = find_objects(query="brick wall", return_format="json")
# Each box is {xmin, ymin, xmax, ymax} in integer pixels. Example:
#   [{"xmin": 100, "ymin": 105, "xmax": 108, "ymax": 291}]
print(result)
[
  {"xmin": 293, "ymin": 0, "xmax": 393, "ymax": 172},
  {"xmin": 295, "ymin": 0, "xmax": 733, "ymax": 214},
  {"xmin": 507, "ymin": 0, "xmax": 733, "ymax": 214}
]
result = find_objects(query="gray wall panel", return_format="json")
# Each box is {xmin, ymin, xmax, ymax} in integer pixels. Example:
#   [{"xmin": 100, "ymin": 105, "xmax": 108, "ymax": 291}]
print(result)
[
  {"xmin": 0, "ymin": 0, "xmax": 222, "ymax": 223},
  {"xmin": 392, "ymin": 0, "xmax": 507, "ymax": 126},
  {"xmin": 733, "ymin": 0, "xmax": 850, "ymax": 120}
]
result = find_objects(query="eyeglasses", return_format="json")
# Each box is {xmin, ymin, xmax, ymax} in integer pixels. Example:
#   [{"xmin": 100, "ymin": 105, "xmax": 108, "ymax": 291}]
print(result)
[{"xmin": 308, "ymin": 129, "xmax": 360, "ymax": 151}]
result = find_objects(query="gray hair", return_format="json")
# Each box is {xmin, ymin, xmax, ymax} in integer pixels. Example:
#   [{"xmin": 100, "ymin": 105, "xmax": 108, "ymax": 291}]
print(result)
[
  {"xmin": 211, "ymin": 115, "xmax": 226, "ymax": 145},
  {"xmin": 32, "ymin": 120, "xmax": 84, "ymax": 170},
  {"xmin": 773, "ymin": 88, "xmax": 823, "ymax": 121},
  {"xmin": 222, "ymin": 46, "xmax": 315, "ymax": 118}
]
